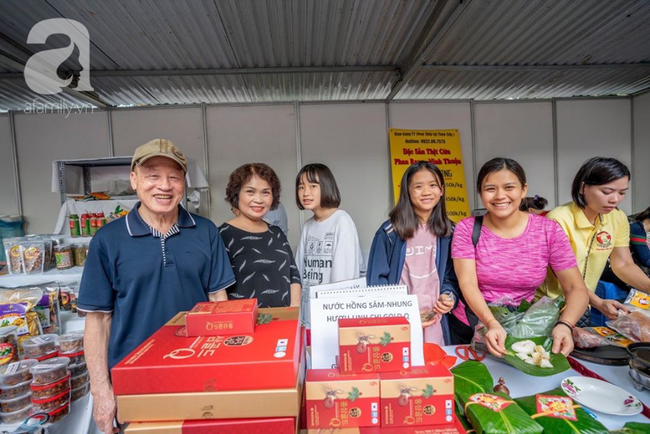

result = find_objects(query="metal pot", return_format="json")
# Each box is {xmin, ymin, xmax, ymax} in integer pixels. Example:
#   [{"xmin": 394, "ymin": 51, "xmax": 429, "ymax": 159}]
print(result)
[{"xmin": 626, "ymin": 342, "xmax": 650, "ymax": 371}]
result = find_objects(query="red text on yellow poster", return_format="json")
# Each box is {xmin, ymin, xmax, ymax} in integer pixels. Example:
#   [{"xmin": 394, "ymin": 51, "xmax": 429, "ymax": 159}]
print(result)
[{"xmin": 389, "ymin": 128, "xmax": 470, "ymax": 222}]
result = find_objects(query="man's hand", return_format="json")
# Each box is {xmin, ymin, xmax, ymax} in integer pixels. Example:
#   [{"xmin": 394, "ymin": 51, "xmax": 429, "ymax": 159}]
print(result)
[{"xmin": 92, "ymin": 386, "xmax": 119, "ymax": 434}]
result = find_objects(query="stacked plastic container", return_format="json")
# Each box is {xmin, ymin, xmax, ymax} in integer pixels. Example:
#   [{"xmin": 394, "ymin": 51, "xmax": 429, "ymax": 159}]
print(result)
[
  {"xmin": 22, "ymin": 334, "xmax": 59, "ymax": 362},
  {"xmin": 58, "ymin": 331, "xmax": 88, "ymax": 402},
  {"xmin": 29, "ymin": 357, "xmax": 71, "ymax": 423},
  {"xmin": 0, "ymin": 359, "xmax": 37, "ymax": 423}
]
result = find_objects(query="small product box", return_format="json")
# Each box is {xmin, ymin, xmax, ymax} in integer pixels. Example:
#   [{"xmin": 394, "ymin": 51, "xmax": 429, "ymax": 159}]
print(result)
[
  {"xmin": 338, "ymin": 317, "xmax": 410, "ymax": 374},
  {"xmin": 305, "ymin": 369, "xmax": 380, "ymax": 429},
  {"xmin": 185, "ymin": 299, "xmax": 258, "ymax": 337},
  {"xmin": 379, "ymin": 365, "xmax": 454, "ymax": 427}
]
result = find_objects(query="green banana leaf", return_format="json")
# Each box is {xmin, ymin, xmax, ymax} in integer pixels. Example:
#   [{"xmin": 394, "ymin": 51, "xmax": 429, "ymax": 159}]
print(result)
[
  {"xmin": 456, "ymin": 405, "xmax": 474, "ymax": 432},
  {"xmin": 451, "ymin": 360, "xmax": 494, "ymax": 416},
  {"xmin": 503, "ymin": 336, "xmax": 570, "ymax": 377},
  {"xmin": 609, "ymin": 422, "xmax": 650, "ymax": 433},
  {"xmin": 514, "ymin": 387, "xmax": 608, "ymax": 434},
  {"xmin": 464, "ymin": 391, "xmax": 543, "ymax": 434}
]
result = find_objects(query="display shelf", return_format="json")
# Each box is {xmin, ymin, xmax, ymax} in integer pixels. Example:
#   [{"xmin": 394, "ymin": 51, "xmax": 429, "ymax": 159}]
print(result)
[
  {"xmin": 54, "ymin": 157, "xmax": 133, "ymax": 205},
  {"xmin": 0, "ymin": 266, "xmax": 84, "ymax": 288}
]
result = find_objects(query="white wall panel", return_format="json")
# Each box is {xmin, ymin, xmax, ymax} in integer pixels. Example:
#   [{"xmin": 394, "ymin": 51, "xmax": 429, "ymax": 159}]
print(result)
[
  {"xmin": 0, "ymin": 115, "xmax": 18, "ymax": 216},
  {"xmin": 557, "ymin": 99, "xmax": 632, "ymax": 214},
  {"xmin": 112, "ymin": 107, "xmax": 205, "ymax": 168},
  {"xmin": 633, "ymin": 92, "xmax": 650, "ymax": 213},
  {"xmin": 475, "ymin": 102, "xmax": 555, "ymax": 207},
  {"xmin": 388, "ymin": 102, "xmax": 476, "ymax": 211},
  {"xmin": 206, "ymin": 105, "xmax": 300, "ymax": 246},
  {"xmin": 14, "ymin": 112, "xmax": 109, "ymax": 233},
  {"xmin": 299, "ymin": 103, "xmax": 389, "ymax": 253}
]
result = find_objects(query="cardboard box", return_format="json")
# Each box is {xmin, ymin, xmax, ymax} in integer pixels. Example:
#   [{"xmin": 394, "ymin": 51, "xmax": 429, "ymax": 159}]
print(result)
[
  {"xmin": 339, "ymin": 317, "xmax": 411, "ymax": 374},
  {"xmin": 185, "ymin": 299, "xmax": 258, "ymax": 337},
  {"xmin": 305, "ymin": 369, "xmax": 380, "ymax": 429},
  {"xmin": 118, "ymin": 318, "xmax": 305, "ymax": 423},
  {"xmin": 112, "ymin": 308, "xmax": 300, "ymax": 395},
  {"xmin": 379, "ymin": 365, "xmax": 454, "ymax": 427},
  {"xmin": 125, "ymin": 418, "xmax": 295, "ymax": 434}
]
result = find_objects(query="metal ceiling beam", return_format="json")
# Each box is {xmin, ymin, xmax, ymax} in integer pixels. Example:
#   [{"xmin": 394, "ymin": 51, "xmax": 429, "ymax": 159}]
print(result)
[
  {"xmin": 0, "ymin": 65, "xmax": 397, "ymax": 79},
  {"xmin": 420, "ymin": 63, "xmax": 650, "ymax": 72},
  {"xmin": 385, "ymin": 0, "xmax": 473, "ymax": 103},
  {"xmin": 0, "ymin": 51, "xmax": 110, "ymax": 109}
]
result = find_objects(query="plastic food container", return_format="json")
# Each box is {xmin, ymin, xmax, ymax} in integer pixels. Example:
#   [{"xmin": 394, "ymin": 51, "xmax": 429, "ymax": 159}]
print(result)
[
  {"xmin": 46, "ymin": 401, "xmax": 70, "ymax": 424},
  {"xmin": 30, "ymin": 350, "xmax": 59, "ymax": 362},
  {"xmin": 0, "ymin": 391, "xmax": 31, "ymax": 413},
  {"xmin": 22, "ymin": 334, "xmax": 58, "ymax": 359},
  {"xmin": 0, "ymin": 405, "xmax": 31, "ymax": 424},
  {"xmin": 0, "ymin": 360, "xmax": 37, "ymax": 387},
  {"xmin": 70, "ymin": 371, "xmax": 89, "ymax": 389},
  {"xmin": 31, "ymin": 388, "xmax": 70, "ymax": 413},
  {"xmin": 70, "ymin": 382, "xmax": 89, "ymax": 402},
  {"xmin": 58, "ymin": 330, "xmax": 83, "ymax": 354},
  {"xmin": 30, "ymin": 374, "xmax": 70, "ymax": 400},
  {"xmin": 68, "ymin": 361, "xmax": 86, "ymax": 377},
  {"xmin": 0, "ymin": 326, "xmax": 20, "ymax": 367},
  {"xmin": 0, "ymin": 379, "xmax": 31, "ymax": 399},
  {"xmin": 60, "ymin": 350, "xmax": 84, "ymax": 365},
  {"xmin": 29, "ymin": 357, "xmax": 70, "ymax": 386}
]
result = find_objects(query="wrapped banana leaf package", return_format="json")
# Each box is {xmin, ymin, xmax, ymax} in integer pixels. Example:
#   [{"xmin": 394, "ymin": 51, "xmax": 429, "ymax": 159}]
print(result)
[
  {"xmin": 451, "ymin": 361, "xmax": 543, "ymax": 434},
  {"xmin": 514, "ymin": 387, "xmax": 608, "ymax": 434}
]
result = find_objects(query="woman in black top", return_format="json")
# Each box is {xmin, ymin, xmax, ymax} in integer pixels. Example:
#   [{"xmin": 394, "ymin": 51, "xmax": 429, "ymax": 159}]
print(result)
[{"xmin": 220, "ymin": 163, "xmax": 301, "ymax": 307}]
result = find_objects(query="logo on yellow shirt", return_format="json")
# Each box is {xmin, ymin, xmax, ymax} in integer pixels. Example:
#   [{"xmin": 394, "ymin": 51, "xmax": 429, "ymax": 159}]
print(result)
[{"xmin": 596, "ymin": 231, "xmax": 612, "ymax": 250}]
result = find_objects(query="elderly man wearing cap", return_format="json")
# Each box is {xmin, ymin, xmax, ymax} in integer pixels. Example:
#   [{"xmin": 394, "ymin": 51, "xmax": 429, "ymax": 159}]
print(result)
[{"xmin": 78, "ymin": 139, "xmax": 235, "ymax": 434}]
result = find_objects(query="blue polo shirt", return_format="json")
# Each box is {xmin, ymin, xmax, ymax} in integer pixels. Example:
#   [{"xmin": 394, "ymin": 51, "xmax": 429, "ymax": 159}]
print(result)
[{"xmin": 78, "ymin": 203, "xmax": 235, "ymax": 369}]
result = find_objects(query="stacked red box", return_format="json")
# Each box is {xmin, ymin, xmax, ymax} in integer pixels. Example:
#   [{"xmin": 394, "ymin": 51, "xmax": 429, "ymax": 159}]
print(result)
[
  {"xmin": 125, "ymin": 418, "xmax": 296, "ymax": 434},
  {"xmin": 185, "ymin": 299, "xmax": 258, "ymax": 337},
  {"xmin": 338, "ymin": 317, "xmax": 411, "ymax": 374}
]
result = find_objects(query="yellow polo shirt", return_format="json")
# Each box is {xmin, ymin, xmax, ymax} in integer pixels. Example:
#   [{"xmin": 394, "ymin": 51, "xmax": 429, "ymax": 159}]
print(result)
[{"xmin": 537, "ymin": 201, "xmax": 629, "ymax": 299}]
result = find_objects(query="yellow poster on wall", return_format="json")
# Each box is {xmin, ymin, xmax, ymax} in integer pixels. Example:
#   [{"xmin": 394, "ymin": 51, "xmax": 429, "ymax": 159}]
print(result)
[{"xmin": 389, "ymin": 128, "xmax": 470, "ymax": 222}]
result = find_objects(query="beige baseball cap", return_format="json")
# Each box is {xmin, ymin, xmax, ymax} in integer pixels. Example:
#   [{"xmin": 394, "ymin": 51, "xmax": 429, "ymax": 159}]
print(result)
[{"xmin": 131, "ymin": 138, "xmax": 188, "ymax": 173}]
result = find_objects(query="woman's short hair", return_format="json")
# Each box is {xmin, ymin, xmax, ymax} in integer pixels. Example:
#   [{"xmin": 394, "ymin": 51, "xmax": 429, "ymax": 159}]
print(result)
[
  {"xmin": 571, "ymin": 157, "xmax": 630, "ymax": 208},
  {"xmin": 295, "ymin": 163, "xmax": 341, "ymax": 210},
  {"xmin": 225, "ymin": 163, "xmax": 281, "ymax": 211}
]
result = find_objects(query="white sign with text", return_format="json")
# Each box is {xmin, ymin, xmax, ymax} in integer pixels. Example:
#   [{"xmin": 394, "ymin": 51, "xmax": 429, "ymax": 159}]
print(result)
[{"xmin": 310, "ymin": 292, "xmax": 424, "ymax": 369}]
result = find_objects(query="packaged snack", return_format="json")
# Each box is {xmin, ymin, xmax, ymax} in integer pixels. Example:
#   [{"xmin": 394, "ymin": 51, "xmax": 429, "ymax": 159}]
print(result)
[
  {"xmin": 72, "ymin": 244, "xmax": 87, "ymax": 267},
  {"xmin": 58, "ymin": 330, "xmax": 83, "ymax": 353},
  {"xmin": 0, "ymin": 379, "xmax": 31, "ymax": 399},
  {"xmin": 73, "ymin": 287, "xmax": 85, "ymax": 318},
  {"xmin": 608, "ymin": 312, "xmax": 650, "ymax": 342},
  {"xmin": 31, "ymin": 388, "xmax": 70, "ymax": 413},
  {"xmin": 0, "ymin": 298, "xmax": 42, "ymax": 352},
  {"xmin": 39, "ymin": 238, "xmax": 53, "ymax": 272},
  {"xmin": 30, "ymin": 374, "xmax": 70, "ymax": 400},
  {"xmin": 0, "ymin": 391, "xmax": 31, "ymax": 412},
  {"xmin": 572, "ymin": 327, "xmax": 609, "ymax": 349},
  {"xmin": 68, "ymin": 360, "xmax": 86, "ymax": 377},
  {"xmin": 625, "ymin": 289, "xmax": 650, "ymax": 312},
  {"xmin": 71, "ymin": 371, "xmax": 89, "ymax": 389},
  {"xmin": 19, "ymin": 241, "xmax": 45, "ymax": 274},
  {"xmin": 37, "ymin": 285, "xmax": 61, "ymax": 335},
  {"xmin": 54, "ymin": 245, "xmax": 73, "ymax": 270},
  {"xmin": 515, "ymin": 387, "xmax": 607, "ymax": 434},
  {"xmin": 0, "ymin": 326, "xmax": 19, "ymax": 367},
  {"xmin": 46, "ymin": 401, "xmax": 70, "ymax": 424},
  {"xmin": 59, "ymin": 286, "xmax": 73, "ymax": 311},
  {"xmin": 3, "ymin": 238, "xmax": 24, "ymax": 274},
  {"xmin": 584, "ymin": 327, "xmax": 633, "ymax": 348},
  {"xmin": 29, "ymin": 357, "xmax": 70, "ymax": 385},
  {"xmin": 0, "ymin": 405, "xmax": 31, "ymax": 423},
  {"xmin": 70, "ymin": 382, "xmax": 89, "ymax": 402},
  {"xmin": 0, "ymin": 360, "xmax": 37, "ymax": 387},
  {"xmin": 22, "ymin": 334, "xmax": 58, "ymax": 359}
]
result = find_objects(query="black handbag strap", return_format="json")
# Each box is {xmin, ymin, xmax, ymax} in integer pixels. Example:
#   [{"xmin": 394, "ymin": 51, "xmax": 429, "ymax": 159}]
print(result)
[{"xmin": 472, "ymin": 215, "xmax": 483, "ymax": 248}]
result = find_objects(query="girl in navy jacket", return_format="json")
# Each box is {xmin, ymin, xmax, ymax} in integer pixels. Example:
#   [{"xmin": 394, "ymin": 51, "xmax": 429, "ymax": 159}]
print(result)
[{"xmin": 367, "ymin": 161, "xmax": 459, "ymax": 345}]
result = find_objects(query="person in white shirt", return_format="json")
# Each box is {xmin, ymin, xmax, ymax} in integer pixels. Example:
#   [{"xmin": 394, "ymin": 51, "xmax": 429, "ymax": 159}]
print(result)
[{"xmin": 295, "ymin": 163, "xmax": 365, "ymax": 327}]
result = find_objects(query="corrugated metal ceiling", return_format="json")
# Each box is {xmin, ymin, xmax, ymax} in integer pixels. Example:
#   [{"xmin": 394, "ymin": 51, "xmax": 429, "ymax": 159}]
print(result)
[{"xmin": 0, "ymin": 0, "xmax": 648, "ymax": 110}]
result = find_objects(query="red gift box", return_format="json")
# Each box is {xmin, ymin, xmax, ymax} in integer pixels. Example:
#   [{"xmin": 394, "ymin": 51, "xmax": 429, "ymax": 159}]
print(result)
[
  {"xmin": 185, "ymin": 299, "xmax": 258, "ymax": 337},
  {"xmin": 379, "ymin": 365, "xmax": 454, "ymax": 427},
  {"xmin": 306, "ymin": 418, "xmax": 467, "ymax": 434},
  {"xmin": 112, "ymin": 308, "xmax": 300, "ymax": 395},
  {"xmin": 338, "ymin": 317, "xmax": 411, "ymax": 374},
  {"xmin": 305, "ymin": 369, "xmax": 380, "ymax": 429},
  {"xmin": 124, "ymin": 417, "xmax": 295, "ymax": 434}
]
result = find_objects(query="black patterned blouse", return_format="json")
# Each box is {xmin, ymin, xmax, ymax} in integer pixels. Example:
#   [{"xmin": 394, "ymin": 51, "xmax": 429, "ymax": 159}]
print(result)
[{"xmin": 218, "ymin": 223, "xmax": 301, "ymax": 307}]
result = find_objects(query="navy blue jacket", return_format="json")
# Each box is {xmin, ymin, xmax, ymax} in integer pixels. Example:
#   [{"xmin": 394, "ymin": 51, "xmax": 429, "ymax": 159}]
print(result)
[{"xmin": 366, "ymin": 220, "xmax": 459, "ymax": 344}]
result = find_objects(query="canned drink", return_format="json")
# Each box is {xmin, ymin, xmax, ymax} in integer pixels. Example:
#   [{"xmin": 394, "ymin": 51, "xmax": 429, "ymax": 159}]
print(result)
[
  {"xmin": 81, "ymin": 213, "xmax": 91, "ymax": 237},
  {"xmin": 69, "ymin": 214, "xmax": 80, "ymax": 238},
  {"xmin": 90, "ymin": 214, "xmax": 98, "ymax": 236},
  {"xmin": 96, "ymin": 212, "xmax": 106, "ymax": 228}
]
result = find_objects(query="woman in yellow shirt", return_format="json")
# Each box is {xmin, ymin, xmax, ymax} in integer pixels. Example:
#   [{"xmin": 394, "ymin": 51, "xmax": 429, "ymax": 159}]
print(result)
[{"xmin": 539, "ymin": 157, "xmax": 650, "ymax": 323}]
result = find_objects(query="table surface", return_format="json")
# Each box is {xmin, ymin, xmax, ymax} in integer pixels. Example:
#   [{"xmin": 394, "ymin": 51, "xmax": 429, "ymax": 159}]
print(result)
[{"xmin": 444, "ymin": 345, "xmax": 650, "ymax": 430}]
